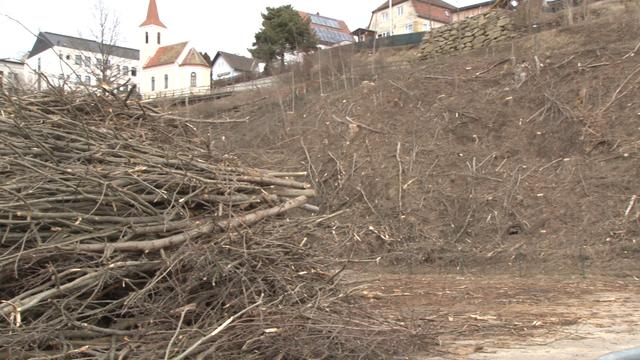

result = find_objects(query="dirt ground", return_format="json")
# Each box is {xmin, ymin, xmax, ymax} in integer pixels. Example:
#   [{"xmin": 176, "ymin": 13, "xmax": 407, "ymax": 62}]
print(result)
[{"xmin": 338, "ymin": 269, "xmax": 639, "ymax": 358}]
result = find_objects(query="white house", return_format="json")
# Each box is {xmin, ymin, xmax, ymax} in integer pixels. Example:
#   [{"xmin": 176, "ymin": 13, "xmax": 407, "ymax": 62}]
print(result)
[
  {"xmin": 211, "ymin": 51, "xmax": 261, "ymax": 82},
  {"xmin": 0, "ymin": 58, "xmax": 27, "ymax": 90},
  {"xmin": 138, "ymin": 0, "xmax": 211, "ymax": 98},
  {"xmin": 25, "ymin": 32, "xmax": 139, "ymax": 92}
]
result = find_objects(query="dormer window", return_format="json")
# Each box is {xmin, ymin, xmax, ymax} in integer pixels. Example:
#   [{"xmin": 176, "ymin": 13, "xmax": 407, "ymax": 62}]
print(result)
[{"xmin": 157, "ymin": 32, "xmax": 161, "ymax": 45}]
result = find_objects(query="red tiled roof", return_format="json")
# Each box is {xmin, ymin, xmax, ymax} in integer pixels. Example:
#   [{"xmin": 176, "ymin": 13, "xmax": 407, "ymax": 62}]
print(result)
[
  {"xmin": 374, "ymin": 0, "xmax": 456, "ymax": 12},
  {"xmin": 140, "ymin": 0, "xmax": 166, "ymax": 28},
  {"xmin": 180, "ymin": 48, "xmax": 210, "ymax": 68},
  {"xmin": 143, "ymin": 42, "xmax": 187, "ymax": 69},
  {"xmin": 298, "ymin": 11, "xmax": 352, "ymax": 35},
  {"xmin": 372, "ymin": 0, "xmax": 455, "ymax": 24}
]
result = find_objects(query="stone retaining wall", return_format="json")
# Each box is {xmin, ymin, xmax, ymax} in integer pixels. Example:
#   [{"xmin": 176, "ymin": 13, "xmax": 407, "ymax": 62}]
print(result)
[{"xmin": 420, "ymin": 10, "xmax": 517, "ymax": 59}]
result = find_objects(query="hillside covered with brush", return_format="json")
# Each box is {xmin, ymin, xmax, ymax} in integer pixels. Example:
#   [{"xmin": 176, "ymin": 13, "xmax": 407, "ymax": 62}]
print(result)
[{"xmin": 194, "ymin": 2, "xmax": 640, "ymax": 276}]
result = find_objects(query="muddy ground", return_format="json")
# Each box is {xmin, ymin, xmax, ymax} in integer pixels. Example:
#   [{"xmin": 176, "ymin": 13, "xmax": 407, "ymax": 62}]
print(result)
[{"xmin": 340, "ymin": 268, "xmax": 640, "ymax": 358}]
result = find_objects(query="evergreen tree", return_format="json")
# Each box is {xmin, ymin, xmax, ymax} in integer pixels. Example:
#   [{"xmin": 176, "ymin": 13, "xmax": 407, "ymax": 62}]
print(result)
[{"xmin": 249, "ymin": 5, "xmax": 317, "ymax": 74}]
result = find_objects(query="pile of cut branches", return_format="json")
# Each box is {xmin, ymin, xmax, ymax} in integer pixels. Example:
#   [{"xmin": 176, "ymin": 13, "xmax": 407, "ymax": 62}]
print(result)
[{"xmin": 0, "ymin": 91, "xmax": 411, "ymax": 359}]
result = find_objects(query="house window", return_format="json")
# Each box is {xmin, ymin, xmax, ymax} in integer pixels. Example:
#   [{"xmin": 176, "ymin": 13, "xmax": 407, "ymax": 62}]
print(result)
[
  {"xmin": 131, "ymin": 67, "xmax": 137, "ymax": 77},
  {"xmin": 190, "ymin": 72, "xmax": 197, "ymax": 87},
  {"xmin": 397, "ymin": 6, "xmax": 404, "ymax": 16},
  {"xmin": 84, "ymin": 76, "xmax": 91, "ymax": 85},
  {"xmin": 424, "ymin": 22, "xmax": 432, "ymax": 31},
  {"xmin": 381, "ymin": 11, "xmax": 389, "ymax": 21},
  {"xmin": 164, "ymin": 74, "xmax": 168, "ymax": 89},
  {"xmin": 75, "ymin": 55, "xmax": 82, "ymax": 66},
  {"xmin": 123, "ymin": 66, "xmax": 129, "ymax": 76},
  {"xmin": 84, "ymin": 56, "xmax": 91, "ymax": 66},
  {"xmin": 76, "ymin": 75, "xmax": 82, "ymax": 84},
  {"xmin": 405, "ymin": 23, "xmax": 413, "ymax": 32},
  {"xmin": 65, "ymin": 54, "xmax": 71, "ymax": 60},
  {"xmin": 151, "ymin": 76, "xmax": 155, "ymax": 91},
  {"xmin": 145, "ymin": 32, "xmax": 149, "ymax": 44},
  {"xmin": 122, "ymin": 84, "xmax": 129, "ymax": 92},
  {"xmin": 157, "ymin": 32, "xmax": 161, "ymax": 45}
]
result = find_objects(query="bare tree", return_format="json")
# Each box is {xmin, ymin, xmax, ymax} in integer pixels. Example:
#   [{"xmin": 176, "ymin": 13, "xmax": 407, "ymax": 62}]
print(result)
[{"xmin": 80, "ymin": 0, "xmax": 132, "ymax": 90}]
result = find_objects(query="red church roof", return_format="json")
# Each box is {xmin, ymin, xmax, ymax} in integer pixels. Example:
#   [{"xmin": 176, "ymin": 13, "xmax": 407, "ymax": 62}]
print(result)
[
  {"xmin": 143, "ymin": 42, "xmax": 188, "ymax": 69},
  {"xmin": 180, "ymin": 48, "xmax": 210, "ymax": 68},
  {"xmin": 140, "ymin": 0, "xmax": 166, "ymax": 28}
]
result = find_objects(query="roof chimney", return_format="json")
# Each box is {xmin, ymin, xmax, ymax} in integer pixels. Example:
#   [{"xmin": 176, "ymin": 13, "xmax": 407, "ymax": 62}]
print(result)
[{"xmin": 140, "ymin": 0, "xmax": 167, "ymax": 28}]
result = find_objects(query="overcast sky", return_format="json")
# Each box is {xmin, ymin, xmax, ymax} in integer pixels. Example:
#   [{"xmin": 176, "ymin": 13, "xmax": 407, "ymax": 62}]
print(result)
[{"xmin": 0, "ymin": 0, "xmax": 383, "ymax": 59}]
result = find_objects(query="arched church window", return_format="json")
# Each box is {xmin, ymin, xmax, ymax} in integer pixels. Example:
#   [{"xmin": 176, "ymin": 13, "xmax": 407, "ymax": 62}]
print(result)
[
  {"xmin": 151, "ymin": 77, "xmax": 155, "ymax": 91},
  {"xmin": 190, "ymin": 72, "xmax": 197, "ymax": 88},
  {"xmin": 164, "ymin": 74, "xmax": 168, "ymax": 89},
  {"xmin": 157, "ymin": 32, "xmax": 161, "ymax": 45},
  {"xmin": 145, "ymin": 32, "xmax": 149, "ymax": 44}
]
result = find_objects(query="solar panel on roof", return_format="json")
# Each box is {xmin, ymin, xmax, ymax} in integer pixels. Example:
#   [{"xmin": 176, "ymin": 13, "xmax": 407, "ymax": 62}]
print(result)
[
  {"xmin": 313, "ymin": 28, "xmax": 353, "ymax": 44},
  {"xmin": 310, "ymin": 14, "xmax": 340, "ymax": 29}
]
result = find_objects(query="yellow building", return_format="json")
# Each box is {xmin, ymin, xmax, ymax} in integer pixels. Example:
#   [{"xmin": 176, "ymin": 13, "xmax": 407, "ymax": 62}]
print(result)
[{"xmin": 368, "ymin": 0, "xmax": 493, "ymax": 36}]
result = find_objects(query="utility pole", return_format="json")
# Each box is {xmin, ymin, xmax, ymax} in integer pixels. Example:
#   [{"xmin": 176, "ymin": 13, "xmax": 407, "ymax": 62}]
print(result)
[{"xmin": 388, "ymin": 0, "xmax": 394, "ymax": 35}]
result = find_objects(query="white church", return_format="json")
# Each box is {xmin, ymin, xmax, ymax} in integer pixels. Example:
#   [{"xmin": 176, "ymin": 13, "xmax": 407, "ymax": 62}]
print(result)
[
  {"xmin": 138, "ymin": 0, "xmax": 211, "ymax": 98},
  {"xmin": 24, "ymin": 0, "xmax": 210, "ymax": 98}
]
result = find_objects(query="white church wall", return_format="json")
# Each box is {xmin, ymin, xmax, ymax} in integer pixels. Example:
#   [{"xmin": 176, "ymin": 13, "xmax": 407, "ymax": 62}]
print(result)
[
  {"xmin": 139, "ymin": 24, "xmax": 167, "ymax": 64},
  {"xmin": 140, "ymin": 64, "xmax": 210, "ymax": 99}
]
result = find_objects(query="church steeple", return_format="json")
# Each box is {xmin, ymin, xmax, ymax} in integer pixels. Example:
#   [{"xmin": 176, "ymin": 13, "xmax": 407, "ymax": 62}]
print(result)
[
  {"xmin": 140, "ymin": 0, "xmax": 166, "ymax": 28},
  {"xmin": 139, "ymin": 0, "xmax": 167, "ymax": 67}
]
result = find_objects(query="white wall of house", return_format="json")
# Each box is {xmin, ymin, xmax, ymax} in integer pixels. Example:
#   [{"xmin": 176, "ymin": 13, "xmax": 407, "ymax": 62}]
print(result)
[
  {"xmin": 212, "ymin": 57, "xmax": 242, "ymax": 80},
  {"xmin": 0, "ymin": 60, "xmax": 26, "ymax": 89},
  {"xmin": 370, "ymin": 2, "xmax": 448, "ymax": 36},
  {"xmin": 25, "ymin": 46, "xmax": 139, "ymax": 91}
]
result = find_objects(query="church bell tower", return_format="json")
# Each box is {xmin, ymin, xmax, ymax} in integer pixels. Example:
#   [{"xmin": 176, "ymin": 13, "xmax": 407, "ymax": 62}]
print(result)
[{"xmin": 139, "ymin": 0, "xmax": 167, "ymax": 65}]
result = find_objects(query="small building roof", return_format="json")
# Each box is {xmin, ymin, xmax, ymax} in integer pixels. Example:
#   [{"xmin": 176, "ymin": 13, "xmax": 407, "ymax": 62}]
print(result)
[
  {"xmin": 351, "ymin": 28, "xmax": 377, "ymax": 36},
  {"xmin": 0, "ymin": 58, "xmax": 25, "ymax": 65},
  {"xmin": 140, "ymin": 0, "xmax": 167, "ymax": 28},
  {"xmin": 447, "ymin": 0, "xmax": 493, "ymax": 9},
  {"xmin": 213, "ymin": 51, "xmax": 258, "ymax": 72},
  {"xmin": 143, "ymin": 42, "xmax": 188, "ymax": 69},
  {"xmin": 180, "ymin": 48, "xmax": 210, "ymax": 68},
  {"xmin": 28, "ymin": 32, "xmax": 140, "ymax": 60}
]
